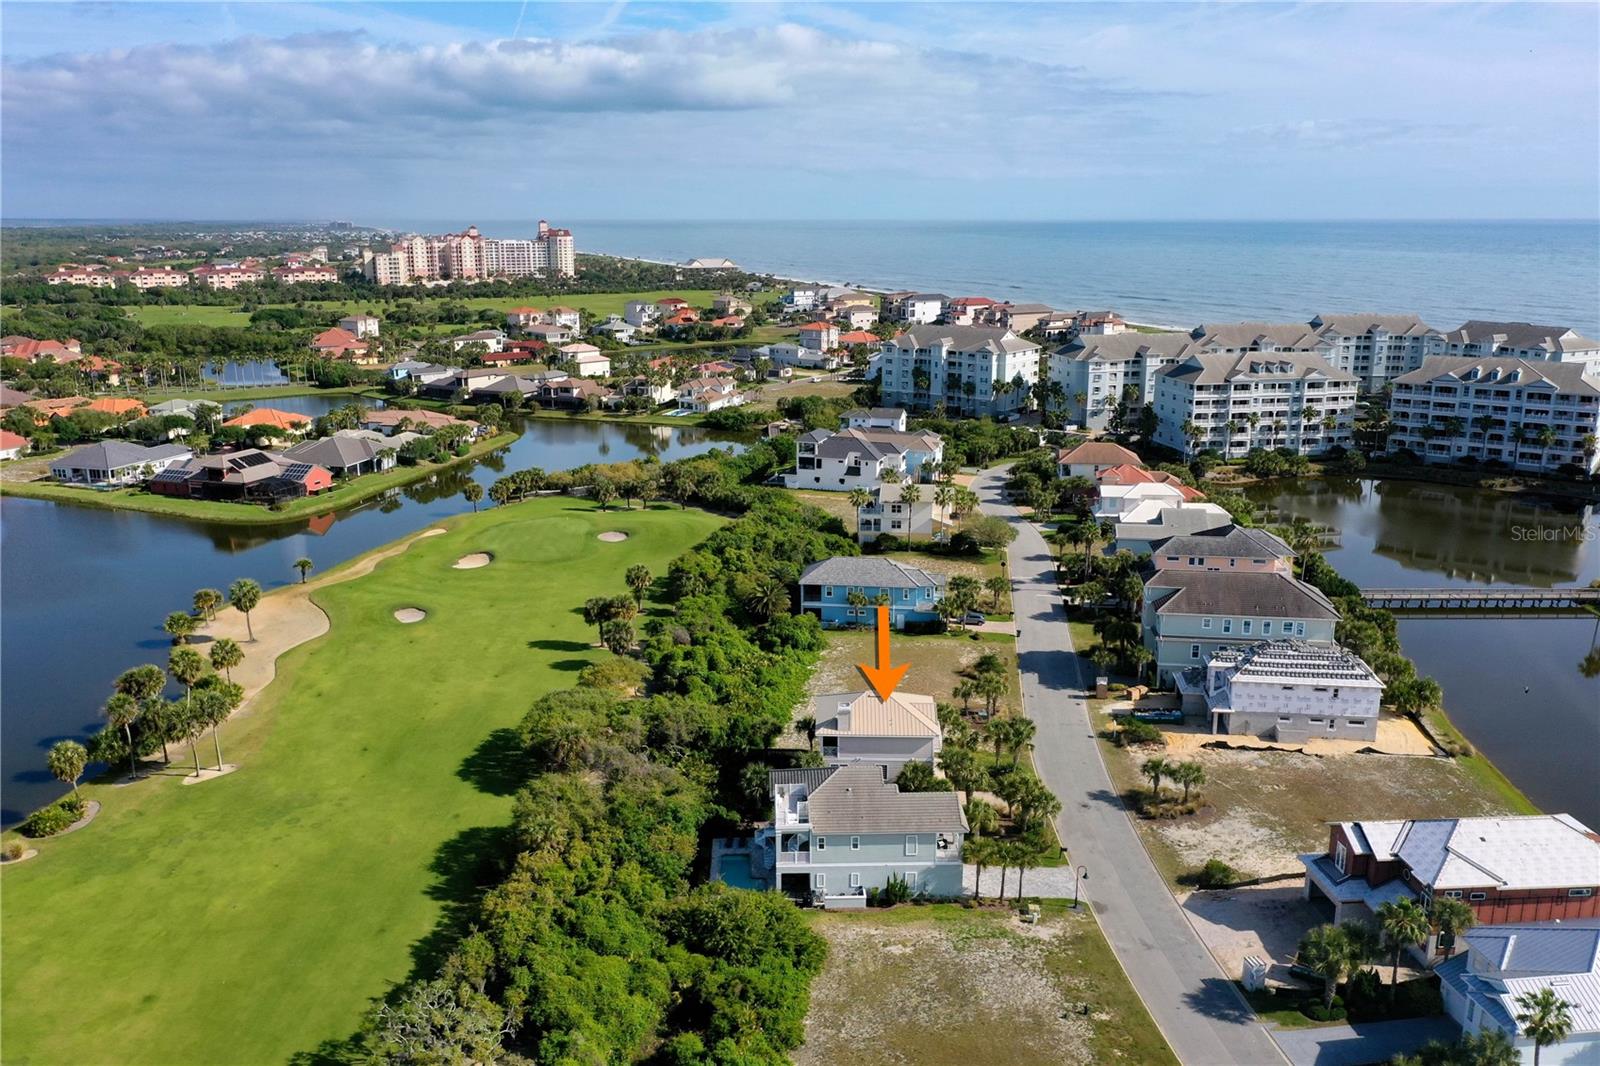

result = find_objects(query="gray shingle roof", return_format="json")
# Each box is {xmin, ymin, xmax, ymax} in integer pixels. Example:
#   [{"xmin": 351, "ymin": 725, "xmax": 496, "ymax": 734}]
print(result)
[
  {"xmin": 805, "ymin": 763, "xmax": 967, "ymax": 834},
  {"xmin": 1146, "ymin": 570, "xmax": 1340, "ymax": 621},
  {"xmin": 893, "ymin": 323, "xmax": 1038, "ymax": 354},
  {"xmin": 799, "ymin": 556, "xmax": 947, "ymax": 591},
  {"xmin": 51, "ymin": 440, "xmax": 190, "ymax": 471},
  {"xmin": 1443, "ymin": 320, "xmax": 1600, "ymax": 353},
  {"xmin": 1392, "ymin": 356, "xmax": 1600, "ymax": 396},
  {"xmin": 1149, "ymin": 525, "xmax": 1294, "ymax": 560},
  {"xmin": 1190, "ymin": 322, "xmax": 1324, "ymax": 350},
  {"xmin": 1310, "ymin": 313, "xmax": 1438, "ymax": 338},
  {"xmin": 1054, "ymin": 332, "xmax": 1206, "ymax": 364},
  {"xmin": 282, "ymin": 435, "xmax": 381, "ymax": 470},
  {"xmin": 1158, "ymin": 351, "xmax": 1356, "ymax": 385}
]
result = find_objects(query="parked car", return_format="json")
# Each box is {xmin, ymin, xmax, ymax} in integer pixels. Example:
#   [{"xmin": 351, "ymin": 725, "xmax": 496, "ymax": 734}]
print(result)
[
  {"xmin": 1130, "ymin": 709, "xmax": 1184, "ymax": 724},
  {"xmin": 962, "ymin": 611, "xmax": 986, "ymax": 625}
]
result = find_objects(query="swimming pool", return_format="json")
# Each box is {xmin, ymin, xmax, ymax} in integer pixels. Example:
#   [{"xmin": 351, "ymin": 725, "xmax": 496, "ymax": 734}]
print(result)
[{"xmin": 716, "ymin": 853, "xmax": 763, "ymax": 890}]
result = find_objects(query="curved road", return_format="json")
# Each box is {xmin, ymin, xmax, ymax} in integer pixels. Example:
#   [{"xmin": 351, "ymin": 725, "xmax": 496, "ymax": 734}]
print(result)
[{"xmin": 976, "ymin": 468, "xmax": 1286, "ymax": 1066}]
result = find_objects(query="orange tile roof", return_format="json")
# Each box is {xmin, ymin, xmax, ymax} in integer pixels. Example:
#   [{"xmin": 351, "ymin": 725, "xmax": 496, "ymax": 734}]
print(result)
[
  {"xmin": 838, "ymin": 330, "xmax": 879, "ymax": 345},
  {"xmin": 0, "ymin": 430, "xmax": 29, "ymax": 451},
  {"xmin": 223, "ymin": 407, "xmax": 312, "ymax": 429},
  {"xmin": 82, "ymin": 397, "xmax": 146, "ymax": 417}
]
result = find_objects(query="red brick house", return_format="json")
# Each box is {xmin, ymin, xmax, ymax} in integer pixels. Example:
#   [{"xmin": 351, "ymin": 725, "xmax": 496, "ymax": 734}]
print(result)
[{"xmin": 1302, "ymin": 815, "xmax": 1600, "ymax": 959}]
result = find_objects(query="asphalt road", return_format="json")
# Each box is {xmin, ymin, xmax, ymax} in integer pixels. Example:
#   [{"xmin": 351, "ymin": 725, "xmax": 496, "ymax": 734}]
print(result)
[{"xmin": 976, "ymin": 467, "xmax": 1287, "ymax": 1066}]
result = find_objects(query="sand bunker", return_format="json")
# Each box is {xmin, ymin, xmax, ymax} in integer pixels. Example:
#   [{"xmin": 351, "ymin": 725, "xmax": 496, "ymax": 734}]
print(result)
[
  {"xmin": 393, "ymin": 608, "xmax": 427, "ymax": 624},
  {"xmin": 598, "ymin": 531, "xmax": 629, "ymax": 542},
  {"xmin": 453, "ymin": 552, "xmax": 493, "ymax": 569},
  {"xmin": 180, "ymin": 764, "xmax": 240, "ymax": 786}
]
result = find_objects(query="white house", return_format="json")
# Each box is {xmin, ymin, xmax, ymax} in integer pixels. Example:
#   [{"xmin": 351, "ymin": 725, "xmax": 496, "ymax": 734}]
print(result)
[
  {"xmin": 1438, "ymin": 920, "xmax": 1600, "ymax": 1065},
  {"xmin": 838, "ymin": 306, "xmax": 879, "ymax": 330},
  {"xmin": 783, "ymin": 287, "xmax": 820, "ymax": 312},
  {"xmin": 622, "ymin": 377, "xmax": 675, "ymax": 405},
  {"xmin": 623, "ymin": 301, "xmax": 661, "ymax": 327},
  {"xmin": 783, "ymin": 427, "xmax": 943, "ymax": 492},
  {"xmin": 448, "ymin": 329, "xmax": 507, "ymax": 354},
  {"xmin": 560, "ymin": 344, "xmax": 611, "ymax": 377},
  {"xmin": 842, "ymin": 407, "xmax": 909, "ymax": 432},
  {"xmin": 338, "ymin": 314, "xmax": 380, "ymax": 339},
  {"xmin": 1182, "ymin": 639, "xmax": 1383, "ymax": 742},
  {"xmin": 50, "ymin": 441, "xmax": 193, "ymax": 486},
  {"xmin": 1093, "ymin": 480, "xmax": 1187, "ymax": 520},
  {"xmin": 884, "ymin": 293, "xmax": 946, "ymax": 324},
  {"xmin": 546, "ymin": 306, "xmax": 582, "ymax": 329},
  {"xmin": 856, "ymin": 481, "xmax": 937, "ymax": 544},
  {"xmin": 677, "ymin": 377, "xmax": 744, "ymax": 413}
]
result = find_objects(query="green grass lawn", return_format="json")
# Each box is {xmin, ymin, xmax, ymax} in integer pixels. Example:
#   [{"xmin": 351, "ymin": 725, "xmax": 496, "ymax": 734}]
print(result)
[
  {"xmin": 0, "ymin": 498, "xmax": 724, "ymax": 1065},
  {"xmin": 124, "ymin": 304, "xmax": 255, "ymax": 328},
  {"xmin": 0, "ymin": 431, "xmax": 519, "ymax": 524}
]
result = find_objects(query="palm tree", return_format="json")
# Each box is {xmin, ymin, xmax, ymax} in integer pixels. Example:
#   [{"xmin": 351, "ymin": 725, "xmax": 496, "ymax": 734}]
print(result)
[
  {"xmin": 938, "ymin": 746, "xmax": 982, "ymax": 805},
  {"xmin": 744, "ymin": 578, "xmax": 791, "ymax": 624},
  {"xmin": 1141, "ymin": 756, "xmax": 1170, "ymax": 797},
  {"xmin": 1376, "ymin": 898, "xmax": 1431, "ymax": 1002},
  {"xmin": 228, "ymin": 578, "xmax": 262, "ymax": 641},
  {"xmin": 103, "ymin": 692, "xmax": 142, "ymax": 780},
  {"xmin": 966, "ymin": 835, "xmax": 998, "ymax": 900},
  {"xmin": 846, "ymin": 487, "xmax": 872, "ymax": 536},
  {"xmin": 163, "ymin": 610, "xmax": 199, "ymax": 645},
  {"xmin": 114, "ymin": 663, "xmax": 168, "ymax": 762},
  {"xmin": 1515, "ymin": 987, "xmax": 1575, "ymax": 1066},
  {"xmin": 964, "ymin": 798, "xmax": 999, "ymax": 838},
  {"xmin": 1298, "ymin": 923, "xmax": 1364, "ymax": 1011},
  {"xmin": 47, "ymin": 740, "xmax": 88, "ymax": 798},
  {"xmin": 462, "ymin": 482, "xmax": 484, "ymax": 512},
  {"xmin": 192, "ymin": 587, "xmax": 224, "ymax": 621},
  {"xmin": 933, "ymin": 484, "xmax": 954, "ymax": 533},
  {"xmin": 293, "ymin": 557, "xmax": 314, "ymax": 584},
  {"xmin": 1428, "ymin": 897, "xmax": 1477, "ymax": 960},
  {"xmin": 194, "ymin": 687, "xmax": 234, "ymax": 769},
  {"xmin": 898, "ymin": 483, "xmax": 923, "ymax": 543},
  {"xmin": 1170, "ymin": 760, "xmax": 1206, "ymax": 804},
  {"xmin": 625, "ymin": 565, "xmax": 652, "ymax": 608},
  {"xmin": 983, "ymin": 575, "xmax": 1008, "ymax": 611},
  {"xmin": 209, "ymin": 637, "xmax": 243, "ymax": 682},
  {"xmin": 168, "ymin": 646, "xmax": 206, "ymax": 722},
  {"xmin": 795, "ymin": 715, "xmax": 818, "ymax": 751},
  {"xmin": 991, "ymin": 715, "xmax": 1037, "ymax": 766}
]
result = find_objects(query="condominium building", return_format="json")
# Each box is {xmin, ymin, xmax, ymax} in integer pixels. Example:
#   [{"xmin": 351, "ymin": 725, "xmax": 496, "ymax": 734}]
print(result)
[
  {"xmin": 46, "ymin": 265, "xmax": 116, "ymax": 288},
  {"xmin": 365, "ymin": 220, "xmax": 575, "ymax": 284},
  {"xmin": 535, "ymin": 219, "xmax": 576, "ymax": 277},
  {"xmin": 1439, "ymin": 320, "xmax": 1600, "ymax": 377},
  {"xmin": 122, "ymin": 268, "xmax": 189, "ymax": 290},
  {"xmin": 1151, "ymin": 352, "xmax": 1358, "ymax": 458},
  {"xmin": 1307, "ymin": 314, "xmax": 1443, "ymax": 392},
  {"xmin": 272, "ymin": 265, "xmax": 339, "ymax": 285},
  {"xmin": 1049, "ymin": 332, "xmax": 1207, "ymax": 429},
  {"xmin": 190, "ymin": 264, "xmax": 266, "ymax": 290},
  {"xmin": 875, "ymin": 324, "xmax": 1041, "ymax": 417},
  {"xmin": 1387, "ymin": 357, "xmax": 1600, "ymax": 474}
]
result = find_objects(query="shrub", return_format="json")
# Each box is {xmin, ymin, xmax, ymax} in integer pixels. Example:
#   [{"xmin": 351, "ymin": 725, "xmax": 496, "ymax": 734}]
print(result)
[
  {"xmin": 1196, "ymin": 858, "xmax": 1238, "ymax": 889},
  {"xmin": 878, "ymin": 873, "xmax": 913, "ymax": 906},
  {"xmin": 1300, "ymin": 996, "xmax": 1346, "ymax": 1022},
  {"xmin": 4, "ymin": 840, "xmax": 26, "ymax": 860},
  {"xmin": 19, "ymin": 799, "xmax": 80, "ymax": 838},
  {"xmin": 1114, "ymin": 719, "xmax": 1165, "ymax": 747}
]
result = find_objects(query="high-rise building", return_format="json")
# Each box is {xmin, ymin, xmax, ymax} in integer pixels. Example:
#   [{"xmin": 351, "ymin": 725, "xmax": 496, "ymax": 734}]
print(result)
[{"xmin": 364, "ymin": 222, "xmax": 576, "ymax": 283}]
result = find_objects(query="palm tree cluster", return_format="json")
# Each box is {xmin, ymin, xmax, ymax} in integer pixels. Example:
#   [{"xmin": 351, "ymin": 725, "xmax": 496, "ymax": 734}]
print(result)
[
  {"xmin": 1138, "ymin": 756, "xmax": 1206, "ymax": 808},
  {"xmin": 950, "ymin": 652, "xmax": 1010, "ymax": 717},
  {"xmin": 582, "ymin": 596, "xmax": 638, "ymax": 654}
]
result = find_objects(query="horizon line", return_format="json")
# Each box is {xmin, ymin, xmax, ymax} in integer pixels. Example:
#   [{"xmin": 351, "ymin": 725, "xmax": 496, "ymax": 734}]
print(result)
[{"xmin": 4, "ymin": 216, "xmax": 1599, "ymax": 226}]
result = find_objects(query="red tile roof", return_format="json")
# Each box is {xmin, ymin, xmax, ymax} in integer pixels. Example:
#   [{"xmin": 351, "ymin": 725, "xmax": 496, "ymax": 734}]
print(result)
[
  {"xmin": 0, "ymin": 430, "xmax": 29, "ymax": 451},
  {"xmin": 838, "ymin": 330, "xmax": 879, "ymax": 345},
  {"xmin": 223, "ymin": 408, "xmax": 313, "ymax": 430}
]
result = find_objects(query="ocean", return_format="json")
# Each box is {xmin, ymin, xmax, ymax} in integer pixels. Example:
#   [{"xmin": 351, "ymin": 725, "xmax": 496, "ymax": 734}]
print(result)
[{"xmin": 388, "ymin": 219, "xmax": 1600, "ymax": 336}]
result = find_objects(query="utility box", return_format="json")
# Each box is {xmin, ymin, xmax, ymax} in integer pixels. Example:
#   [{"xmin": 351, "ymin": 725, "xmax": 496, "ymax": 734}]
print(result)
[
  {"xmin": 1095, "ymin": 676, "xmax": 1109, "ymax": 698},
  {"xmin": 1242, "ymin": 955, "xmax": 1269, "ymax": 992}
]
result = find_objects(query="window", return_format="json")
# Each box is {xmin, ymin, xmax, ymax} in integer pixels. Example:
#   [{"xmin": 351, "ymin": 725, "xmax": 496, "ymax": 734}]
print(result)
[
  {"xmin": 1263, "ymin": 621, "xmax": 1273, "ymax": 635},
  {"xmin": 849, "ymin": 872, "xmax": 861, "ymax": 888},
  {"xmin": 1570, "ymin": 888, "xmax": 1595, "ymax": 898},
  {"xmin": 1335, "ymin": 842, "xmax": 1348, "ymax": 873},
  {"xmin": 1190, "ymin": 644, "xmax": 1201, "ymax": 660},
  {"xmin": 905, "ymin": 835, "xmax": 918, "ymax": 856},
  {"xmin": 1202, "ymin": 618, "xmax": 1212, "ymax": 630},
  {"xmin": 850, "ymin": 836, "xmax": 860, "ymax": 851},
  {"xmin": 1222, "ymin": 619, "xmax": 1233, "ymax": 634},
  {"xmin": 816, "ymin": 837, "xmax": 826, "ymax": 851},
  {"xmin": 1242, "ymin": 620, "xmax": 1253, "ymax": 635},
  {"xmin": 1443, "ymin": 890, "xmax": 1463, "ymax": 899},
  {"xmin": 1469, "ymin": 892, "xmax": 1487, "ymax": 901},
  {"xmin": 901, "ymin": 589, "xmax": 910, "ymax": 601},
  {"xmin": 1295, "ymin": 622, "xmax": 1306, "ymax": 636},
  {"xmin": 813, "ymin": 873, "xmax": 825, "ymax": 889},
  {"xmin": 824, "ymin": 586, "xmax": 834, "ymax": 597}
]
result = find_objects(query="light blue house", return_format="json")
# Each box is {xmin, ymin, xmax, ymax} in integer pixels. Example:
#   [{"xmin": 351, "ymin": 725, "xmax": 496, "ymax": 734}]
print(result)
[{"xmin": 798, "ymin": 556, "xmax": 946, "ymax": 630}]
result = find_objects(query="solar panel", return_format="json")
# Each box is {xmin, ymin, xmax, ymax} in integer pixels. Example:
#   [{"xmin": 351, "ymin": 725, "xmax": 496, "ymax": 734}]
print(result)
[
  {"xmin": 281, "ymin": 462, "xmax": 314, "ymax": 481},
  {"xmin": 233, "ymin": 452, "xmax": 273, "ymax": 469},
  {"xmin": 151, "ymin": 468, "xmax": 192, "ymax": 483}
]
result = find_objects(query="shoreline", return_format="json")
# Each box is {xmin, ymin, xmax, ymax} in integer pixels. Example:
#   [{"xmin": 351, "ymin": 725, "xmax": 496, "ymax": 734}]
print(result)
[{"xmin": 0, "ymin": 429, "xmax": 519, "ymax": 525}]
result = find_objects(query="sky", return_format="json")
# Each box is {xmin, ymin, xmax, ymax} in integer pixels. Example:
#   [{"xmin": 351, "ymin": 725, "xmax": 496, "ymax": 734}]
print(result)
[{"xmin": 2, "ymin": 1, "xmax": 1597, "ymax": 223}]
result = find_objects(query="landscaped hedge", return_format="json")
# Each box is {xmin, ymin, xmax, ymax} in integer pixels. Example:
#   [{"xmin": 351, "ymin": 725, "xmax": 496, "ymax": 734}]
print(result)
[{"xmin": 18, "ymin": 794, "xmax": 86, "ymax": 838}]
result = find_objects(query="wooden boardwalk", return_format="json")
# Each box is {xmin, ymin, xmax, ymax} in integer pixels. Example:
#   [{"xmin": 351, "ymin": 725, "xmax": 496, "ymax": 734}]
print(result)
[{"xmin": 1360, "ymin": 586, "xmax": 1600, "ymax": 611}]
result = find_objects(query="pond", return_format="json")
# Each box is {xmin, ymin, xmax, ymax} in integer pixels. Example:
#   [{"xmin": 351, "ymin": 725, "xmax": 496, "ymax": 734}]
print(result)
[
  {"xmin": 1245, "ymin": 477, "xmax": 1600, "ymax": 826},
  {"xmin": 0, "ymin": 417, "xmax": 742, "ymax": 823}
]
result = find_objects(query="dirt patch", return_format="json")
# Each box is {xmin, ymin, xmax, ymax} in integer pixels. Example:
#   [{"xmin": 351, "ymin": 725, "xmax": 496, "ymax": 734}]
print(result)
[
  {"xmin": 1182, "ymin": 884, "xmax": 1331, "ymax": 985},
  {"xmin": 393, "ymin": 608, "xmax": 427, "ymax": 624},
  {"xmin": 1, "ymin": 848, "xmax": 40, "ymax": 865},
  {"xmin": 597, "ymin": 531, "xmax": 629, "ymax": 542},
  {"xmin": 452, "ymin": 552, "xmax": 493, "ymax": 569},
  {"xmin": 798, "ymin": 913, "xmax": 1095, "ymax": 1066},
  {"xmin": 179, "ymin": 764, "xmax": 240, "ymax": 786},
  {"xmin": 1151, "ymin": 714, "xmax": 1438, "ymax": 758}
]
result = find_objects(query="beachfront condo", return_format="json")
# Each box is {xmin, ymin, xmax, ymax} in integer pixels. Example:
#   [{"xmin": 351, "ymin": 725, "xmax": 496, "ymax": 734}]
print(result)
[
  {"xmin": 874, "ymin": 324, "xmax": 1041, "ymax": 417},
  {"xmin": 1386, "ymin": 356, "xmax": 1600, "ymax": 475},
  {"xmin": 1151, "ymin": 350, "xmax": 1358, "ymax": 459}
]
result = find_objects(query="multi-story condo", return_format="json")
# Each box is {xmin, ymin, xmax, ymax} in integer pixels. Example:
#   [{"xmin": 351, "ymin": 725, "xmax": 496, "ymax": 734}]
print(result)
[
  {"xmin": 1184, "ymin": 639, "xmax": 1384, "ymax": 742},
  {"xmin": 759, "ymin": 763, "xmax": 967, "ymax": 906},
  {"xmin": 1387, "ymin": 357, "xmax": 1600, "ymax": 475},
  {"xmin": 437, "ymin": 226, "xmax": 487, "ymax": 279},
  {"xmin": 1141, "ymin": 569, "xmax": 1341, "ymax": 684},
  {"xmin": 1439, "ymin": 919, "xmax": 1600, "ymax": 1063},
  {"xmin": 797, "ymin": 556, "xmax": 946, "ymax": 630},
  {"xmin": 484, "ymin": 238, "xmax": 538, "ymax": 276},
  {"xmin": 883, "ymin": 293, "xmax": 947, "ymax": 324},
  {"xmin": 1307, "ymin": 314, "xmax": 1443, "ymax": 392},
  {"xmin": 876, "ymin": 324, "xmax": 1041, "ymax": 417},
  {"xmin": 783, "ymin": 426, "xmax": 943, "ymax": 492},
  {"xmin": 272, "ymin": 265, "xmax": 338, "ymax": 285},
  {"xmin": 1050, "ymin": 332, "xmax": 1207, "ymax": 429},
  {"xmin": 366, "ymin": 221, "xmax": 575, "ymax": 284},
  {"xmin": 535, "ymin": 220, "xmax": 576, "ymax": 278},
  {"xmin": 123, "ymin": 268, "xmax": 189, "ymax": 290},
  {"xmin": 190, "ymin": 264, "xmax": 266, "ymax": 290},
  {"xmin": 1151, "ymin": 352, "xmax": 1358, "ymax": 458},
  {"xmin": 46, "ymin": 265, "xmax": 116, "ymax": 288},
  {"xmin": 1441, "ymin": 320, "xmax": 1600, "ymax": 374},
  {"xmin": 1301, "ymin": 814, "xmax": 1600, "ymax": 959}
]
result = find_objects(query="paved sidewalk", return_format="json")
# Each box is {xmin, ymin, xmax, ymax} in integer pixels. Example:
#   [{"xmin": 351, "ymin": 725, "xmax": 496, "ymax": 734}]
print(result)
[
  {"xmin": 977, "ymin": 468, "xmax": 1287, "ymax": 1066},
  {"xmin": 963, "ymin": 863, "xmax": 1084, "ymax": 899}
]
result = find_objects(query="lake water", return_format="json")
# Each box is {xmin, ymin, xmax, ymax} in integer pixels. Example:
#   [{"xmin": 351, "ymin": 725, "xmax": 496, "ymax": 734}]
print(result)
[
  {"xmin": 0, "ymin": 418, "xmax": 740, "ymax": 823},
  {"xmin": 1246, "ymin": 478, "xmax": 1600, "ymax": 826},
  {"xmin": 391, "ymin": 218, "xmax": 1600, "ymax": 337}
]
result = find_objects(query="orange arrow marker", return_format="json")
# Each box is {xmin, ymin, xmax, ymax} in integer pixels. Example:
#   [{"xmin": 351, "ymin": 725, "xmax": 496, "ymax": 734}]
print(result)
[{"xmin": 858, "ymin": 604, "xmax": 910, "ymax": 700}]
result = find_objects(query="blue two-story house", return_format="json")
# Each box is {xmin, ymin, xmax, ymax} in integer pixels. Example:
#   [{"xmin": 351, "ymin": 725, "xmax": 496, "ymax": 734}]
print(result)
[{"xmin": 798, "ymin": 556, "xmax": 946, "ymax": 630}]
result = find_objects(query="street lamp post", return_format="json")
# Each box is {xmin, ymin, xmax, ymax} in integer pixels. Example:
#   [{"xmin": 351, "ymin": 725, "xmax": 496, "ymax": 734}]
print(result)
[{"xmin": 1073, "ymin": 865, "xmax": 1088, "ymax": 909}]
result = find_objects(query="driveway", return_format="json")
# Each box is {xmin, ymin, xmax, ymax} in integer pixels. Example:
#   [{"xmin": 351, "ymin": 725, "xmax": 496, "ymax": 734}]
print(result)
[
  {"xmin": 1269, "ymin": 1018, "xmax": 1460, "ymax": 1066},
  {"xmin": 1183, "ymin": 884, "xmax": 1329, "ymax": 985},
  {"xmin": 976, "ymin": 467, "xmax": 1287, "ymax": 1066}
]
